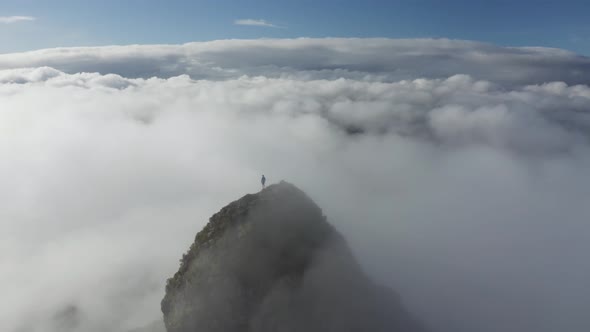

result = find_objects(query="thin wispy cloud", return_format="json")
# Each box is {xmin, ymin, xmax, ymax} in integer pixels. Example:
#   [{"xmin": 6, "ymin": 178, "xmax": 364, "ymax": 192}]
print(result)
[
  {"xmin": 0, "ymin": 16, "xmax": 35, "ymax": 24},
  {"xmin": 234, "ymin": 18, "xmax": 280, "ymax": 28}
]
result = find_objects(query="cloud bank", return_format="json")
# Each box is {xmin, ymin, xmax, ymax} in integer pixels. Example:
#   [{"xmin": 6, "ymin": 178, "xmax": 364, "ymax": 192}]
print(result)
[
  {"xmin": 234, "ymin": 19, "xmax": 279, "ymax": 28},
  {"xmin": 0, "ymin": 15, "xmax": 35, "ymax": 24},
  {"xmin": 1, "ymin": 39, "xmax": 590, "ymax": 332},
  {"xmin": 1, "ymin": 38, "xmax": 589, "ymax": 85}
]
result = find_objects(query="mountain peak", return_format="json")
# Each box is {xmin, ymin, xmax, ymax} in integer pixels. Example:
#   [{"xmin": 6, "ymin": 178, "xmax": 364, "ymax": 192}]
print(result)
[{"xmin": 161, "ymin": 182, "xmax": 426, "ymax": 332}]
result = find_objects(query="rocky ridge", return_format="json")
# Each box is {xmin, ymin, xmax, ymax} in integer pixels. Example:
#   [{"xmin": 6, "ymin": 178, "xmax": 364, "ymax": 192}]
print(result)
[{"xmin": 161, "ymin": 181, "xmax": 426, "ymax": 332}]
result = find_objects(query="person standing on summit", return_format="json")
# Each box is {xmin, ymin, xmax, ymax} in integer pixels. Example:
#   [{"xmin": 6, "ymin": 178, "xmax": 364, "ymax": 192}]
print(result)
[{"xmin": 261, "ymin": 175, "xmax": 266, "ymax": 189}]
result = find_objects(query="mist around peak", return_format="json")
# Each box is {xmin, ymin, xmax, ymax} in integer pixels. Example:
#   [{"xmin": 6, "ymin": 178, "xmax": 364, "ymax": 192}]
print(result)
[{"xmin": 162, "ymin": 182, "xmax": 427, "ymax": 332}]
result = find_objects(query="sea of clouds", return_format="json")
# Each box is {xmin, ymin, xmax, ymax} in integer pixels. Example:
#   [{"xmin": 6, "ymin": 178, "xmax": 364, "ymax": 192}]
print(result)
[{"xmin": 2, "ymin": 38, "xmax": 590, "ymax": 332}]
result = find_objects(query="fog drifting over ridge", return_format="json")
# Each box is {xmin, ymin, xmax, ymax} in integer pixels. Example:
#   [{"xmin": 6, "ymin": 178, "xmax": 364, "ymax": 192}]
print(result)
[{"xmin": 1, "ymin": 38, "xmax": 590, "ymax": 332}]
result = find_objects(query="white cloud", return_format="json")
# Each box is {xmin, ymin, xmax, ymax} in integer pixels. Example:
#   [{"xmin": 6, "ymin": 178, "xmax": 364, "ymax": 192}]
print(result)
[
  {"xmin": 2, "ymin": 39, "xmax": 590, "ymax": 332},
  {"xmin": 0, "ymin": 38, "xmax": 588, "ymax": 86},
  {"xmin": 0, "ymin": 15, "xmax": 35, "ymax": 24},
  {"xmin": 234, "ymin": 18, "xmax": 279, "ymax": 28}
]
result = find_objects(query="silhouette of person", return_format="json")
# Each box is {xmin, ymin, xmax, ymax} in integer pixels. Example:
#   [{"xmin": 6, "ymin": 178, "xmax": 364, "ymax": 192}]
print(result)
[{"xmin": 261, "ymin": 175, "xmax": 266, "ymax": 189}]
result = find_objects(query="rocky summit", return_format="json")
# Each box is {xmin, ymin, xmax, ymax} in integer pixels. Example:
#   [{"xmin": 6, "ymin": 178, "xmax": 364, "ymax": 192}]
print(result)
[{"xmin": 161, "ymin": 181, "xmax": 427, "ymax": 332}]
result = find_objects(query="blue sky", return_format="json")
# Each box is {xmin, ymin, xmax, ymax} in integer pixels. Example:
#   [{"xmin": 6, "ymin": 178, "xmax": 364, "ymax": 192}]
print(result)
[{"xmin": 1, "ymin": 0, "xmax": 589, "ymax": 55}]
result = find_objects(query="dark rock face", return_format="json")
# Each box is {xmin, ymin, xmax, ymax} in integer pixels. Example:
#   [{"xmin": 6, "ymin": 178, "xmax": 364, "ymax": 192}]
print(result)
[{"xmin": 161, "ymin": 181, "xmax": 426, "ymax": 332}]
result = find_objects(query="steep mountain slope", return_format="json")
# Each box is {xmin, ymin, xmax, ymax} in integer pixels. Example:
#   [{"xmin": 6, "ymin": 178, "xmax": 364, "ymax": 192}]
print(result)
[{"xmin": 161, "ymin": 181, "xmax": 426, "ymax": 332}]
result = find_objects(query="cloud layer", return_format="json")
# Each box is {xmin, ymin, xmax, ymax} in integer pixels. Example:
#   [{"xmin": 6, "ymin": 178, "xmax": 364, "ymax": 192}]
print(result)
[
  {"xmin": 2, "ymin": 39, "xmax": 590, "ymax": 332},
  {"xmin": 1, "ymin": 38, "xmax": 589, "ymax": 85}
]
